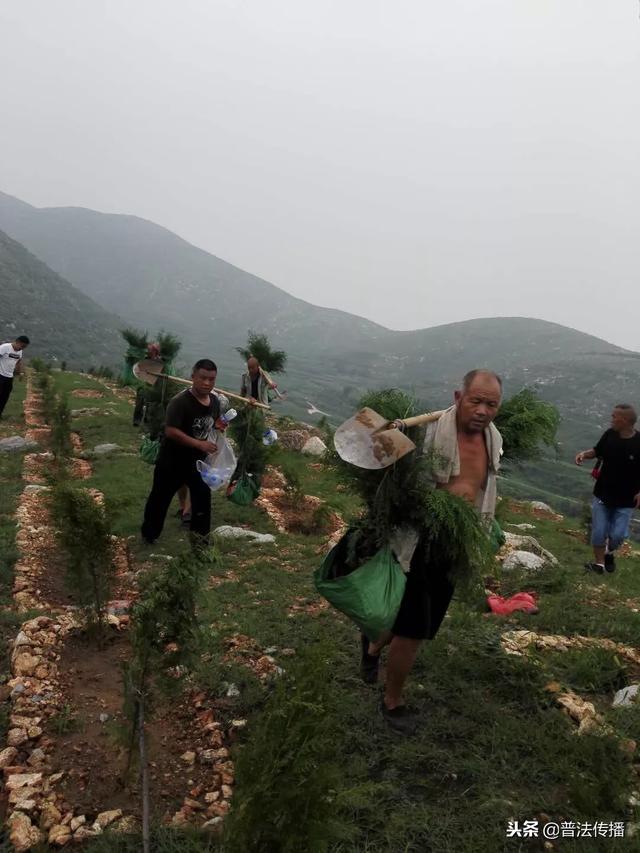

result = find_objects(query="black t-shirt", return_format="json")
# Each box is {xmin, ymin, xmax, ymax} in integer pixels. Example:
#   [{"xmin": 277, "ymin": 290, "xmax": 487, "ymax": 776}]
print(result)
[
  {"xmin": 157, "ymin": 389, "xmax": 220, "ymax": 465},
  {"xmin": 250, "ymin": 375, "xmax": 260, "ymax": 399},
  {"xmin": 593, "ymin": 428, "xmax": 640, "ymax": 507}
]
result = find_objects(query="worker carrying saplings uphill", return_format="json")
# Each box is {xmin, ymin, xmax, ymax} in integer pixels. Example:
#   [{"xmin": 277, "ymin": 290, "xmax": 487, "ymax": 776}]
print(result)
[{"xmin": 240, "ymin": 356, "xmax": 278, "ymax": 407}]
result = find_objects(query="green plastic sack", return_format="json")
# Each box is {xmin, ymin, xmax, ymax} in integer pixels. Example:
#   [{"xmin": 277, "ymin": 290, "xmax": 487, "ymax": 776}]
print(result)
[
  {"xmin": 227, "ymin": 474, "xmax": 260, "ymax": 506},
  {"xmin": 488, "ymin": 519, "xmax": 506, "ymax": 554},
  {"xmin": 314, "ymin": 538, "xmax": 406, "ymax": 641},
  {"xmin": 140, "ymin": 435, "xmax": 160, "ymax": 465}
]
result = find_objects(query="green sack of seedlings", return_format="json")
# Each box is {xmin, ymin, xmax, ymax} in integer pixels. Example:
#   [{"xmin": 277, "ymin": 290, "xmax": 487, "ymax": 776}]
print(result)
[
  {"xmin": 488, "ymin": 518, "xmax": 506, "ymax": 554},
  {"xmin": 227, "ymin": 473, "xmax": 260, "ymax": 506},
  {"xmin": 139, "ymin": 435, "xmax": 160, "ymax": 465},
  {"xmin": 314, "ymin": 534, "xmax": 406, "ymax": 641}
]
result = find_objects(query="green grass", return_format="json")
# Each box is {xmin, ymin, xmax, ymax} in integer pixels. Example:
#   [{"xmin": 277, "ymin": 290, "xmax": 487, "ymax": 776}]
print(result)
[
  {"xmin": 10, "ymin": 371, "xmax": 640, "ymax": 853},
  {"xmin": 0, "ymin": 379, "xmax": 27, "ymax": 740}
]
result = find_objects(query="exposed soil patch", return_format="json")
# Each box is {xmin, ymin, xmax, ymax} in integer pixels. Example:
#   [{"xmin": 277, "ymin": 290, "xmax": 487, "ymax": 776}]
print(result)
[
  {"xmin": 71, "ymin": 390, "xmax": 104, "ymax": 399},
  {"xmin": 286, "ymin": 596, "xmax": 330, "ymax": 618},
  {"xmin": 25, "ymin": 427, "xmax": 51, "ymax": 446},
  {"xmin": 256, "ymin": 467, "xmax": 345, "ymax": 539},
  {"xmin": 47, "ymin": 630, "xmax": 235, "ymax": 827}
]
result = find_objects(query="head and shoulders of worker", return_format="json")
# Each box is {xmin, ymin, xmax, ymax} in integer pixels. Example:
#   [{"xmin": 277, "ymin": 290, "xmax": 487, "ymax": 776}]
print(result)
[
  {"xmin": 188, "ymin": 358, "xmax": 218, "ymax": 406},
  {"xmin": 246, "ymin": 356, "xmax": 261, "ymax": 380},
  {"xmin": 603, "ymin": 404, "xmax": 638, "ymax": 442},
  {"xmin": 4, "ymin": 335, "xmax": 30, "ymax": 353},
  {"xmin": 453, "ymin": 369, "xmax": 503, "ymax": 445}
]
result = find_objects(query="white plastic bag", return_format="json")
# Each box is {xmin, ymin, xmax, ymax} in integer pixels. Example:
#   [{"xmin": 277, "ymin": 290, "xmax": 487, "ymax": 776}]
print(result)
[{"xmin": 196, "ymin": 433, "xmax": 237, "ymax": 491}]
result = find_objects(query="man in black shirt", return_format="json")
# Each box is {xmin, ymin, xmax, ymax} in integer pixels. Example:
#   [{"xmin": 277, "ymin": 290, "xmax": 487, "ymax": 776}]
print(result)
[
  {"xmin": 575, "ymin": 404, "xmax": 640, "ymax": 574},
  {"xmin": 141, "ymin": 359, "xmax": 228, "ymax": 544}
]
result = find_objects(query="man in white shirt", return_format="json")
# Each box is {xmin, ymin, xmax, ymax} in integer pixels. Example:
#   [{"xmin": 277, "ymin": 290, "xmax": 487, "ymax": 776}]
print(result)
[{"xmin": 0, "ymin": 335, "xmax": 30, "ymax": 418}]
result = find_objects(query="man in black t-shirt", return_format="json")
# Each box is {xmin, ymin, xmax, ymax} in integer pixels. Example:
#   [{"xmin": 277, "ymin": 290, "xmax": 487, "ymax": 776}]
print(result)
[
  {"xmin": 141, "ymin": 359, "xmax": 228, "ymax": 544},
  {"xmin": 575, "ymin": 404, "xmax": 640, "ymax": 574}
]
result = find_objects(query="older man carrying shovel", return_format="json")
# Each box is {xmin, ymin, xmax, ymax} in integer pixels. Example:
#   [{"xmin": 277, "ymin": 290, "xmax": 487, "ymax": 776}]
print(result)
[
  {"xmin": 240, "ymin": 356, "xmax": 278, "ymax": 406},
  {"xmin": 360, "ymin": 370, "xmax": 504, "ymax": 734}
]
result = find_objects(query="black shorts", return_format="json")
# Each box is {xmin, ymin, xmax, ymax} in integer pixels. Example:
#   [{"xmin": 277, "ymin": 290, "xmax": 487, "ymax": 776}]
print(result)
[{"xmin": 392, "ymin": 539, "xmax": 455, "ymax": 640}]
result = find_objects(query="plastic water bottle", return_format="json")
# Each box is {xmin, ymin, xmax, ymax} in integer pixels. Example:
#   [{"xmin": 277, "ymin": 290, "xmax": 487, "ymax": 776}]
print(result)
[
  {"xmin": 220, "ymin": 408, "xmax": 238, "ymax": 426},
  {"xmin": 196, "ymin": 461, "xmax": 224, "ymax": 490},
  {"xmin": 262, "ymin": 428, "xmax": 278, "ymax": 446}
]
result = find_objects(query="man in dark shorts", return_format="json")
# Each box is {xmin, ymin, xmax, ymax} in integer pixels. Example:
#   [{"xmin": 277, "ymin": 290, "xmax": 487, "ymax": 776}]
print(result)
[
  {"xmin": 361, "ymin": 370, "xmax": 504, "ymax": 734},
  {"xmin": 575, "ymin": 404, "xmax": 640, "ymax": 574},
  {"xmin": 141, "ymin": 359, "xmax": 228, "ymax": 544}
]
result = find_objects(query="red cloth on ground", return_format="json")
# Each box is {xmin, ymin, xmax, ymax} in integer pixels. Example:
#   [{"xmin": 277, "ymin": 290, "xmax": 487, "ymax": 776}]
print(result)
[{"xmin": 487, "ymin": 592, "xmax": 538, "ymax": 615}]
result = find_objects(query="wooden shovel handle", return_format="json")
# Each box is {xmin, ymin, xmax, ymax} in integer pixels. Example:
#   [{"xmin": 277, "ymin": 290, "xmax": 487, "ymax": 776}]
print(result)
[
  {"xmin": 259, "ymin": 367, "xmax": 284, "ymax": 400},
  {"xmin": 399, "ymin": 410, "xmax": 445, "ymax": 429},
  {"xmin": 162, "ymin": 373, "xmax": 271, "ymax": 410}
]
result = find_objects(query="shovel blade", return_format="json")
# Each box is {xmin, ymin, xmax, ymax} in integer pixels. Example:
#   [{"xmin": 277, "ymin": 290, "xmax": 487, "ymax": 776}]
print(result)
[
  {"xmin": 333, "ymin": 407, "xmax": 417, "ymax": 469},
  {"xmin": 133, "ymin": 359, "xmax": 164, "ymax": 386}
]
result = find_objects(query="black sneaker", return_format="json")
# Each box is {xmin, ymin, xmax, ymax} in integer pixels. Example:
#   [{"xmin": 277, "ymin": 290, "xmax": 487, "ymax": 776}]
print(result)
[
  {"xmin": 380, "ymin": 701, "xmax": 418, "ymax": 736},
  {"xmin": 141, "ymin": 535, "xmax": 157, "ymax": 546},
  {"xmin": 584, "ymin": 562, "xmax": 604, "ymax": 575},
  {"xmin": 360, "ymin": 633, "xmax": 380, "ymax": 684},
  {"xmin": 604, "ymin": 553, "xmax": 616, "ymax": 573}
]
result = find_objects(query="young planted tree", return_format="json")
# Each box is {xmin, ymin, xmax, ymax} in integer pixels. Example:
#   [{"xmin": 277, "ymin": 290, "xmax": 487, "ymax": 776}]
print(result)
[
  {"xmin": 50, "ymin": 394, "xmax": 73, "ymax": 460},
  {"xmin": 495, "ymin": 387, "xmax": 560, "ymax": 464},
  {"xmin": 223, "ymin": 643, "xmax": 352, "ymax": 853},
  {"xmin": 50, "ymin": 482, "xmax": 115, "ymax": 643},
  {"xmin": 121, "ymin": 550, "xmax": 210, "ymax": 852},
  {"xmin": 235, "ymin": 330, "xmax": 287, "ymax": 374}
]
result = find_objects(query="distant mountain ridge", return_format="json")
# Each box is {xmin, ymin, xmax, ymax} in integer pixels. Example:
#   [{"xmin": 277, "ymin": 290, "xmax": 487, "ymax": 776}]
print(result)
[
  {"xmin": 0, "ymin": 228, "xmax": 122, "ymax": 366},
  {"xmin": 1, "ymin": 189, "xmax": 639, "ymax": 465}
]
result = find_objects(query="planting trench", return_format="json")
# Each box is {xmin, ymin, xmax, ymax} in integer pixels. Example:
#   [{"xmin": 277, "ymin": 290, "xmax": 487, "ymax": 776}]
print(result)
[{"xmin": 2, "ymin": 376, "xmax": 244, "ymax": 850}]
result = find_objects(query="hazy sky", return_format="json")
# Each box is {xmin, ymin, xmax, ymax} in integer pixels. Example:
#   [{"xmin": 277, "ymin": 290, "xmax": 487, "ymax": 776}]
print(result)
[{"xmin": 2, "ymin": 1, "xmax": 639, "ymax": 347}]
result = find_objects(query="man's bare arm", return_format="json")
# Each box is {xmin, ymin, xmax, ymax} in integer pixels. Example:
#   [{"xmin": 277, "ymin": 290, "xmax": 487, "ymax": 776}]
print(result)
[
  {"xmin": 165, "ymin": 426, "xmax": 216, "ymax": 454},
  {"xmin": 575, "ymin": 448, "xmax": 596, "ymax": 465}
]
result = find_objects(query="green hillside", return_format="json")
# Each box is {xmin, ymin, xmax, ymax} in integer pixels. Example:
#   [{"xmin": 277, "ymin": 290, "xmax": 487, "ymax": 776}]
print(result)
[
  {"xmin": 1, "ymin": 190, "xmax": 639, "ymax": 509},
  {"xmin": 2, "ymin": 369, "xmax": 639, "ymax": 852},
  {"xmin": 0, "ymin": 228, "xmax": 123, "ymax": 368}
]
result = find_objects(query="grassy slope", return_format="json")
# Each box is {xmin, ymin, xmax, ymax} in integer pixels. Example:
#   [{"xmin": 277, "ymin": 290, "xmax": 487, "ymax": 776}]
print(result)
[
  {"xmin": 0, "ymin": 381, "xmax": 28, "ymax": 743},
  {"xmin": 50, "ymin": 373, "xmax": 640, "ymax": 851}
]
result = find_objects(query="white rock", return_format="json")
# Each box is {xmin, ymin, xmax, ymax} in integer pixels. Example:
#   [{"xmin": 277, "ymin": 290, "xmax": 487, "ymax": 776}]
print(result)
[
  {"xmin": 13, "ymin": 631, "xmax": 31, "ymax": 647},
  {"xmin": 226, "ymin": 683, "xmax": 240, "ymax": 698},
  {"xmin": 203, "ymin": 816, "xmax": 224, "ymax": 829},
  {"xmin": 8, "ymin": 811, "xmax": 43, "ymax": 851},
  {"xmin": 0, "ymin": 746, "xmax": 18, "ymax": 767},
  {"xmin": 70, "ymin": 815, "xmax": 86, "ymax": 831},
  {"xmin": 93, "ymin": 443, "xmax": 120, "ymax": 455},
  {"xmin": 529, "ymin": 501, "xmax": 555, "ymax": 513},
  {"xmin": 0, "ymin": 436, "xmax": 37, "ymax": 453},
  {"xmin": 213, "ymin": 525, "xmax": 275, "ymax": 545},
  {"xmin": 27, "ymin": 748, "xmax": 46, "ymax": 766},
  {"xmin": 506, "ymin": 522, "xmax": 536, "ymax": 530},
  {"xmin": 502, "ymin": 551, "xmax": 548, "ymax": 572},
  {"xmin": 301, "ymin": 436, "xmax": 327, "ymax": 456},
  {"xmin": 5, "ymin": 772, "xmax": 43, "ymax": 790},
  {"xmin": 613, "ymin": 684, "xmax": 640, "ymax": 708},
  {"xmin": 7, "ymin": 728, "xmax": 28, "ymax": 747},
  {"xmin": 92, "ymin": 809, "xmax": 122, "ymax": 831},
  {"xmin": 74, "ymin": 826, "xmax": 100, "ymax": 841},
  {"xmin": 48, "ymin": 823, "xmax": 72, "ymax": 846},
  {"xmin": 502, "ymin": 533, "xmax": 558, "ymax": 565}
]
